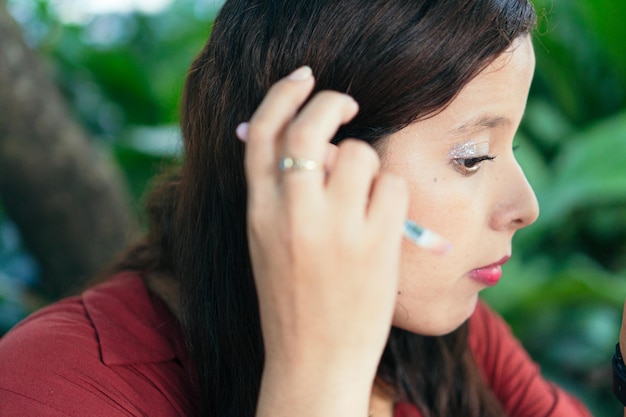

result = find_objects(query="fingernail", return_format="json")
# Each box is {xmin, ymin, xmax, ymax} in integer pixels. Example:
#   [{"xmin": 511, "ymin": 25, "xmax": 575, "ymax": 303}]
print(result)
[
  {"xmin": 287, "ymin": 65, "xmax": 313, "ymax": 81},
  {"xmin": 236, "ymin": 122, "xmax": 249, "ymax": 142}
]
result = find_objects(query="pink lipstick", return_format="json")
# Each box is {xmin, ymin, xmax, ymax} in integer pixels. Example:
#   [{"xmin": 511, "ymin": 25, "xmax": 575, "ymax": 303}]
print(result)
[{"xmin": 469, "ymin": 256, "xmax": 510, "ymax": 286}]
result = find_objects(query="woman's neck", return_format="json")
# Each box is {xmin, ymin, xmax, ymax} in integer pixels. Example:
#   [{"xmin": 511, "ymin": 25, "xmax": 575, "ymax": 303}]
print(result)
[{"xmin": 144, "ymin": 271, "xmax": 182, "ymax": 320}]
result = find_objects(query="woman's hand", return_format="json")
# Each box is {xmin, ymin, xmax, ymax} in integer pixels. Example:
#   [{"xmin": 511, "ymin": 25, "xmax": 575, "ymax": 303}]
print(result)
[{"xmin": 241, "ymin": 66, "xmax": 408, "ymax": 416}]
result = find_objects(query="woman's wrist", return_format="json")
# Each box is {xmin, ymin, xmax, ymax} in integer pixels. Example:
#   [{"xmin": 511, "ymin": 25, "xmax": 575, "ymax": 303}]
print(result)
[{"xmin": 257, "ymin": 359, "xmax": 375, "ymax": 417}]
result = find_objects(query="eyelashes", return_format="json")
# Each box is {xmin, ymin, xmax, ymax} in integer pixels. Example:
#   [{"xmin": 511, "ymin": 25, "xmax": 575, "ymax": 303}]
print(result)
[
  {"xmin": 447, "ymin": 141, "xmax": 520, "ymax": 176},
  {"xmin": 452, "ymin": 154, "xmax": 496, "ymax": 176},
  {"xmin": 448, "ymin": 140, "xmax": 494, "ymax": 176}
]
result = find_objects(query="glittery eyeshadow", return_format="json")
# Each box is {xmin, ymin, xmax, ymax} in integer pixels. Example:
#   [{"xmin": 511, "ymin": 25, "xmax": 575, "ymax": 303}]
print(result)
[{"xmin": 448, "ymin": 141, "xmax": 489, "ymax": 159}]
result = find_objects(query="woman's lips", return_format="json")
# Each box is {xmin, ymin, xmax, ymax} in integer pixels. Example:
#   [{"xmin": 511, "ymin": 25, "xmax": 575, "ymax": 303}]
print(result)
[{"xmin": 469, "ymin": 256, "xmax": 510, "ymax": 286}]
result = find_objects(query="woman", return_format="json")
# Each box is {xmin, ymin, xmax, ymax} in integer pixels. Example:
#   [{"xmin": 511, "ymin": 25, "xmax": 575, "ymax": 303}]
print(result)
[{"xmin": 0, "ymin": 1, "xmax": 595, "ymax": 416}]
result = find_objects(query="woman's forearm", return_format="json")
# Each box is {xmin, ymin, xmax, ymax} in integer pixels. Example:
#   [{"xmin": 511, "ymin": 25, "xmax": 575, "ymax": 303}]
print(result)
[{"xmin": 256, "ymin": 360, "xmax": 375, "ymax": 417}]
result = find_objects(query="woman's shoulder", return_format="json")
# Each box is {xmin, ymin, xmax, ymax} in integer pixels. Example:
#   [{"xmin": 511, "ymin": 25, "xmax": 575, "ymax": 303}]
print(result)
[
  {"xmin": 0, "ymin": 280, "xmax": 105, "ymax": 371},
  {"xmin": 468, "ymin": 300, "xmax": 592, "ymax": 417},
  {"xmin": 0, "ymin": 271, "xmax": 197, "ymax": 417},
  {"xmin": 0, "ymin": 272, "xmax": 150, "ymax": 363},
  {"xmin": 467, "ymin": 300, "xmax": 536, "ymax": 384}
]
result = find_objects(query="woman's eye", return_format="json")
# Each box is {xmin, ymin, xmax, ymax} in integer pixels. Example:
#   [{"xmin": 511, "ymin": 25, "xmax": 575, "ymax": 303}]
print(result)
[{"xmin": 452, "ymin": 155, "xmax": 495, "ymax": 175}]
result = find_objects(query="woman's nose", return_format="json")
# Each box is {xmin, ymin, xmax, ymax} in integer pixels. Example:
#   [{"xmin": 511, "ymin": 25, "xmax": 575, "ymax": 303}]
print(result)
[{"xmin": 490, "ymin": 161, "xmax": 540, "ymax": 232}]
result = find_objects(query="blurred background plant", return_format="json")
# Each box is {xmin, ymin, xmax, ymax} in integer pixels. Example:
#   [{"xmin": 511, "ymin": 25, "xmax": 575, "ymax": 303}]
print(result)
[{"xmin": 0, "ymin": 0, "xmax": 624, "ymax": 415}]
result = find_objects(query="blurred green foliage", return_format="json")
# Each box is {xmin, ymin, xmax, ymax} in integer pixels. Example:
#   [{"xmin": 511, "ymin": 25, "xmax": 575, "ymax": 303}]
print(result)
[{"xmin": 1, "ymin": 0, "xmax": 625, "ymax": 415}]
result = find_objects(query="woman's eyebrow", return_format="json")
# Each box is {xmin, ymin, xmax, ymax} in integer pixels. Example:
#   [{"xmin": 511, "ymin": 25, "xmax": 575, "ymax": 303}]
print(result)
[{"xmin": 444, "ymin": 114, "xmax": 511, "ymax": 139}]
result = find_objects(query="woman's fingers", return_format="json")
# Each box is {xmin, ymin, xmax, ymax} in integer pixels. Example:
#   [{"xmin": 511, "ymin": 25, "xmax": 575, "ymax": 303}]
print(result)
[
  {"xmin": 323, "ymin": 143, "xmax": 339, "ymax": 174},
  {"xmin": 280, "ymin": 90, "xmax": 359, "ymax": 203},
  {"xmin": 282, "ymin": 90, "xmax": 358, "ymax": 163},
  {"xmin": 367, "ymin": 172, "xmax": 408, "ymax": 247},
  {"xmin": 245, "ymin": 66, "xmax": 315, "ymax": 201},
  {"xmin": 244, "ymin": 66, "xmax": 359, "ymax": 203},
  {"xmin": 244, "ymin": 66, "xmax": 360, "ymax": 210},
  {"xmin": 326, "ymin": 140, "xmax": 380, "ymax": 220}
]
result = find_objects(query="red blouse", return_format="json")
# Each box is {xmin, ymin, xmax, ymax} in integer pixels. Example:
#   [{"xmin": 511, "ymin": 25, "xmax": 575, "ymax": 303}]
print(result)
[{"xmin": 0, "ymin": 272, "xmax": 591, "ymax": 416}]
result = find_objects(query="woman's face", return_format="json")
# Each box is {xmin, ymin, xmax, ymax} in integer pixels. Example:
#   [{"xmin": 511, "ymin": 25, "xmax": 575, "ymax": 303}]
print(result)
[{"xmin": 381, "ymin": 36, "xmax": 539, "ymax": 335}]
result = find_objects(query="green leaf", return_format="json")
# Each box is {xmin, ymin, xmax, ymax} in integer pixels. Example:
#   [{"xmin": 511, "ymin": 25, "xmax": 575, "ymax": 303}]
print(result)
[
  {"xmin": 536, "ymin": 111, "xmax": 626, "ymax": 224},
  {"xmin": 577, "ymin": 0, "xmax": 626, "ymax": 86}
]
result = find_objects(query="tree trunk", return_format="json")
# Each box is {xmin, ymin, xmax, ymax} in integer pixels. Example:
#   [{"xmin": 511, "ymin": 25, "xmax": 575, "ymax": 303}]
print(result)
[{"xmin": 0, "ymin": 2, "xmax": 136, "ymax": 299}]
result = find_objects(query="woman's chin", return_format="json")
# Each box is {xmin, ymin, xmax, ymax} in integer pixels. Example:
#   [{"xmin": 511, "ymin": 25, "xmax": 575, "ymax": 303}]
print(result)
[{"xmin": 392, "ymin": 296, "xmax": 478, "ymax": 336}]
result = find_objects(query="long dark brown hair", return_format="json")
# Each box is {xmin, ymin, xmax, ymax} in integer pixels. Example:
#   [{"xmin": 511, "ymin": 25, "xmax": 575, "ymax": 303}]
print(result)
[{"xmin": 117, "ymin": 1, "xmax": 536, "ymax": 416}]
